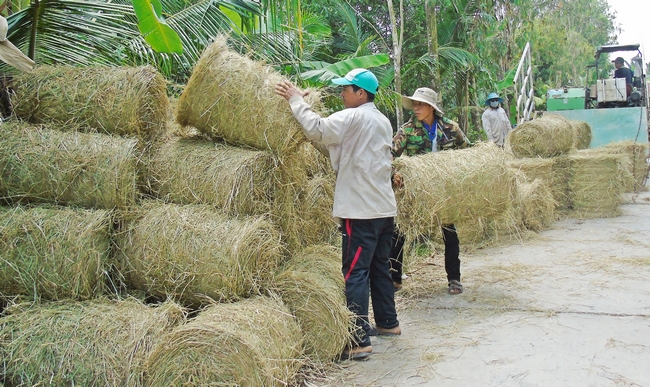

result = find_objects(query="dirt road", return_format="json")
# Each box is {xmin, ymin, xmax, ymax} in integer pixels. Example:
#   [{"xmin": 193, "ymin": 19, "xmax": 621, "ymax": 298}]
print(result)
[{"xmin": 313, "ymin": 190, "xmax": 650, "ymax": 386}]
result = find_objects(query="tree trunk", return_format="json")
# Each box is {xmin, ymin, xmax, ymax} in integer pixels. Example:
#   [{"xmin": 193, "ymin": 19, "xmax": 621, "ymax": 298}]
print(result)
[
  {"xmin": 425, "ymin": 0, "xmax": 440, "ymax": 93},
  {"xmin": 387, "ymin": 0, "xmax": 404, "ymax": 127}
]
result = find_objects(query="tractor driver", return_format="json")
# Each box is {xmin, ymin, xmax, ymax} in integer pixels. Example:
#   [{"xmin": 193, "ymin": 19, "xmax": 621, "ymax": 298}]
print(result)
[{"xmin": 612, "ymin": 57, "xmax": 633, "ymax": 97}]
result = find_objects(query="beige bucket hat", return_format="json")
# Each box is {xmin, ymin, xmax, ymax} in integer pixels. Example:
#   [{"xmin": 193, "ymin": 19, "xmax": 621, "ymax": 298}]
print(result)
[{"xmin": 402, "ymin": 87, "xmax": 443, "ymax": 115}]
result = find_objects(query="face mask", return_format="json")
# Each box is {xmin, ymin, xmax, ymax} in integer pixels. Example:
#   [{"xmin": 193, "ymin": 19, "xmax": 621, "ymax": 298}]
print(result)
[{"xmin": 489, "ymin": 100, "xmax": 500, "ymax": 108}]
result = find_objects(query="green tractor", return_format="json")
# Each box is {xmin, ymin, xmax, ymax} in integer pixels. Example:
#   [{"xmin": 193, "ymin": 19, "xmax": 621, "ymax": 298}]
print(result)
[{"xmin": 545, "ymin": 44, "xmax": 648, "ymax": 148}]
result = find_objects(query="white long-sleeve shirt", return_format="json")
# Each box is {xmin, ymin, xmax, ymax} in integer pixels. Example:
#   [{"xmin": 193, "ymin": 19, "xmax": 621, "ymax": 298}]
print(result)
[
  {"xmin": 482, "ymin": 107, "xmax": 512, "ymax": 146},
  {"xmin": 288, "ymin": 96, "xmax": 397, "ymax": 219}
]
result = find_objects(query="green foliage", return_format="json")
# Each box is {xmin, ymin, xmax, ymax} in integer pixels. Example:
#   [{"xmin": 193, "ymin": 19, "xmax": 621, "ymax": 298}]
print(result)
[{"xmin": 131, "ymin": 0, "xmax": 183, "ymax": 54}]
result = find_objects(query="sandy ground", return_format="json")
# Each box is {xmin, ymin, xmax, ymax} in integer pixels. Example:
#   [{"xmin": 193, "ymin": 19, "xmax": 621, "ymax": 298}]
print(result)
[{"xmin": 306, "ymin": 189, "xmax": 650, "ymax": 386}]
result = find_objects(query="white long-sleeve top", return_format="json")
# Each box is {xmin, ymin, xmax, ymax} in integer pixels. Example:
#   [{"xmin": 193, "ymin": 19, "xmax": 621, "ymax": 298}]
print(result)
[
  {"xmin": 288, "ymin": 96, "xmax": 397, "ymax": 219},
  {"xmin": 481, "ymin": 107, "xmax": 512, "ymax": 146}
]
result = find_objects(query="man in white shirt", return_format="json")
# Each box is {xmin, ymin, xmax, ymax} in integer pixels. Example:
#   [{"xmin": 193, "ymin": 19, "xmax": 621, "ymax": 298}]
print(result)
[
  {"xmin": 481, "ymin": 92, "xmax": 512, "ymax": 147},
  {"xmin": 275, "ymin": 68, "xmax": 400, "ymax": 360}
]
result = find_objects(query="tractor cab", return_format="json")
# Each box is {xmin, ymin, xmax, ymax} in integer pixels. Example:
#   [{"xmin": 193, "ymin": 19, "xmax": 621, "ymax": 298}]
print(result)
[
  {"xmin": 586, "ymin": 44, "xmax": 647, "ymax": 109},
  {"xmin": 544, "ymin": 44, "xmax": 648, "ymax": 147}
]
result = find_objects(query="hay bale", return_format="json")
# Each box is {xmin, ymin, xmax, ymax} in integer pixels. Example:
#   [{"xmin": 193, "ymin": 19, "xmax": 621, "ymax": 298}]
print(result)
[
  {"xmin": 0, "ymin": 122, "xmax": 140, "ymax": 209},
  {"xmin": 10, "ymin": 65, "xmax": 169, "ymax": 140},
  {"xmin": 115, "ymin": 202, "xmax": 283, "ymax": 307},
  {"xmin": 270, "ymin": 245, "xmax": 351, "ymax": 363},
  {"xmin": 393, "ymin": 142, "xmax": 514, "ymax": 242},
  {"xmin": 515, "ymin": 177, "xmax": 557, "ymax": 232},
  {"xmin": 176, "ymin": 35, "xmax": 324, "ymax": 155},
  {"xmin": 568, "ymin": 150, "xmax": 628, "ymax": 218},
  {"xmin": 602, "ymin": 141, "xmax": 649, "ymax": 192},
  {"xmin": 507, "ymin": 155, "xmax": 571, "ymax": 210},
  {"xmin": 569, "ymin": 119, "xmax": 592, "ymax": 150},
  {"xmin": 148, "ymin": 136, "xmax": 277, "ymax": 215},
  {"xmin": 505, "ymin": 114, "xmax": 574, "ymax": 158},
  {"xmin": 144, "ymin": 296, "xmax": 303, "ymax": 387},
  {"xmin": 0, "ymin": 299, "xmax": 184, "ymax": 387},
  {"xmin": 0, "ymin": 205, "xmax": 112, "ymax": 301}
]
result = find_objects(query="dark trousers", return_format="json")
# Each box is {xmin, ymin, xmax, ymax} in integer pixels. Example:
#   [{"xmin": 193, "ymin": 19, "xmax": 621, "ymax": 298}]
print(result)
[
  {"xmin": 342, "ymin": 217, "xmax": 399, "ymax": 348},
  {"xmin": 390, "ymin": 224, "xmax": 461, "ymax": 283}
]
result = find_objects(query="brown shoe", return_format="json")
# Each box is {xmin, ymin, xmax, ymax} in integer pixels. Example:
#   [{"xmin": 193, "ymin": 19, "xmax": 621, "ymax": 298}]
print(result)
[
  {"xmin": 340, "ymin": 345, "xmax": 372, "ymax": 360},
  {"xmin": 375, "ymin": 325, "xmax": 401, "ymax": 336}
]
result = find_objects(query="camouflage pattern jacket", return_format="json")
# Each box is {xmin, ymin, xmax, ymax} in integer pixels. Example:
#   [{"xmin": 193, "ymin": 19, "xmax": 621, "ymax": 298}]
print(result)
[{"xmin": 392, "ymin": 115, "xmax": 468, "ymax": 157}]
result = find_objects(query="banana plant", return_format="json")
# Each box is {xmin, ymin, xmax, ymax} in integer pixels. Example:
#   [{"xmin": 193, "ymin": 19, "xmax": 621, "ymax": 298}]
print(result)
[{"xmin": 131, "ymin": 0, "xmax": 182, "ymax": 54}]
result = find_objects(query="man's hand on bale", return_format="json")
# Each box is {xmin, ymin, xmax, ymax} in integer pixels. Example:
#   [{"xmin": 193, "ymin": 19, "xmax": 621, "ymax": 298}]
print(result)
[{"xmin": 275, "ymin": 80, "xmax": 310, "ymax": 101}]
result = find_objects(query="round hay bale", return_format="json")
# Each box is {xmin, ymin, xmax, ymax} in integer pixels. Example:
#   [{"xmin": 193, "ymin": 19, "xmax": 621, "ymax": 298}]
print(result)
[
  {"xmin": 516, "ymin": 177, "xmax": 557, "ymax": 232},
  {"xmin": 176, "ymin": 35, "xmax": 324, "ymax": 156},
  {"xmin": 393, "ymin": 142, "xmax": 514, "ymax": 243},
  {"xmin": 115, "ymin": 202, "xmax": 284, "ymax": 307},
  {"xmin": 505, "ymin": 114, "xmax": 574, "ymax": 158},
  {"xmin": 603, "ymin": 141, "xmax": 649, "ymax": 192},
  {"xmin": 568, "ymin": 150, "xmax": 628, "ymax": 218},
  {"xmin": 0, "ymin": 205, "xmax": 112, "ymax": 301},
  {"xmin": 569, "ymin": 120, "xmax": 592, "ymax": 150},
  {"xmin": 271, "ymin": 245, "xmax": 351, "ymax": 363},
  {"xmin": 144, "ymin": 296, "xmax": 303, "ymax": 387},
  {"xmin": 9, "ymin": 65, "xmax": 169, "ymax": 140},
  {"xmin": 148, "ymin": 136, "xmax": 277, "ymax": 215},
  {"xmin": 0, "ymin": 122, "xmax": 140, "ymax": 209},
  {"xmin": 507, "ymin": 155, "xmax": 571, "ymax": 210},
  {"xmin": 0, "ymin": 298, "xmax": 184, "ymax": 387}
]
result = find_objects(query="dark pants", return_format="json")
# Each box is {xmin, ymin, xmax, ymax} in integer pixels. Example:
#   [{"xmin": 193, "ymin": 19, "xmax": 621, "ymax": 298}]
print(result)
[
  {"xmin": 342, "ymin": 217, "xmax": 399, "ymax": 348},
  {"xmin": 390, "ymin": 224, "xmax": 461, "ymax": 283}
]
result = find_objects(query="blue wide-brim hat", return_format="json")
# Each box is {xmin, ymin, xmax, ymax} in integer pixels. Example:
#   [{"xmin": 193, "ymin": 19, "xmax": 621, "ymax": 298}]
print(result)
[{"xmin": 485, "ymin": 92, "xmax": 503, "ymax": 106}]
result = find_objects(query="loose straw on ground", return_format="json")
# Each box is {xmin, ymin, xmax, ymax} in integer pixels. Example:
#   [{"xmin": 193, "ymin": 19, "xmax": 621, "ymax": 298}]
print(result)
[
  {"xmin": 144, "ymin": 296, "xmax": 303, "ymax": 387},
  {"xmin": 0, "ymin": 122, "xmax": 140, "ymax": 209},
  {"xmin": 10, "ymin": 65, "xmax": 169, "ymax": 140},
  {"xmin": 0, "ymin": 298, "xmax": 184, "ymax": 387},
  {"xmin": 115, "ymin": 202, "xmax": 283, "ymax": 307},
  {"xmin": 147, "ymin": 135, "xmax": 277, "ymax": 215},
  {"xmin": 269, "ymin": 245, "xmax": 351, "ymax": 364},
  {"xmin": 176, "ymin": 35, "xmax": 324, "ymax": 156},
  {"xmin": 0, "ymin": 205, "xmax": 112, "ymax": 301},
  {"xmin": 505, "ymin": 114, "xmax": 574, "ymax": 158}
]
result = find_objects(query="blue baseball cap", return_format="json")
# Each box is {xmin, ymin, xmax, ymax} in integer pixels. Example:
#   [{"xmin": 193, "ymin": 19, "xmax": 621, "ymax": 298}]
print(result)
[{"xmin": 331, "ymin": 68, "xmax": 379, "ymax": 94}]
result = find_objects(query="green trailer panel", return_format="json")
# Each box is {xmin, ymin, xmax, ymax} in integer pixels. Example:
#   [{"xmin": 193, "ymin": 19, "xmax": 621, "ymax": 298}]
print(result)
[
  {"xmin": 547, "ymin": 88, "xmax": 586, "ymax": 111},
  {"xmin": 550, "ymin": 107, "xmax": 647, "ymax": 148}
]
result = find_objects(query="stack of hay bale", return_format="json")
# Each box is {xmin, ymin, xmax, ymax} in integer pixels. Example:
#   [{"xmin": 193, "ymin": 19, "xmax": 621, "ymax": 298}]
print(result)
[
  {"xmin": 505, "ymin": 113, "xmax": 647, "ymax": 219},
  {"xmin": 0, "ymin": 38, "xmax": 348, "ymax": 387}
]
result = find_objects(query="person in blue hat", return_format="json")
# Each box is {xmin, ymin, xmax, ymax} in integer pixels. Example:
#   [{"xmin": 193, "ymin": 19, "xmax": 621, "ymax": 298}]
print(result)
[
  {"xmin": 481, "ymin": 92, "xmax": 512, "ymax": 147},
  {"xmin": 275, "ymin": 68, "xmax": 400, "ymax": 361}
]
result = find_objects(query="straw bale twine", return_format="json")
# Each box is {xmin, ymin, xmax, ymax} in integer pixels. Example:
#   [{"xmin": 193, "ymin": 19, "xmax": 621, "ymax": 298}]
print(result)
[
  {"xmin": 0, "ymin": 298, "xmax": 184, "ymax": 387},
  {"xmin": 0, "ymin": 205, "xmax": 111, "ymax": 301},
  {"xmin": 568, "ymin": 150, "xmax": 628, "ymax": 218},
  {"xmin": 0, "ymin": 122, "xmax": 140, "ymax": 209},
  {"xmin": 507, "ymin": 155, "xmax": 571, "ymax": 210},
  {"xmin": 115, "ymin": 202, "xmax": 283, "ymax": 306},
  {"xmin": 145, "ymin": 296, "xmax": 302, "ymax": 387},
  {"xmin": 148, "ymin": 136, "xmax": 277, "ymax": 215},
  {"xmin": 10, "ymin": 65, "xmax": 169, "ymax": 140},
  {"xmin": 392, "ymin": 142, "xmax": 514, "ymax": 243},
  {"xmin": 176, "ymin": 35, "xmax": 324, "ymax": 156},
  {"xmin": 270, "ymin": 245, "xmax": 351, "ymax": 363},
  {"xmin": 602, "ymin": 141, "xmax": 649, "ymax": 192},
  {"xmin": 505, "ymin": 114, "xmax": 574, "ymax": 158},
  {"xmin": 569, "ymin": 119, "xmax": 592, "ymax": 150}
]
